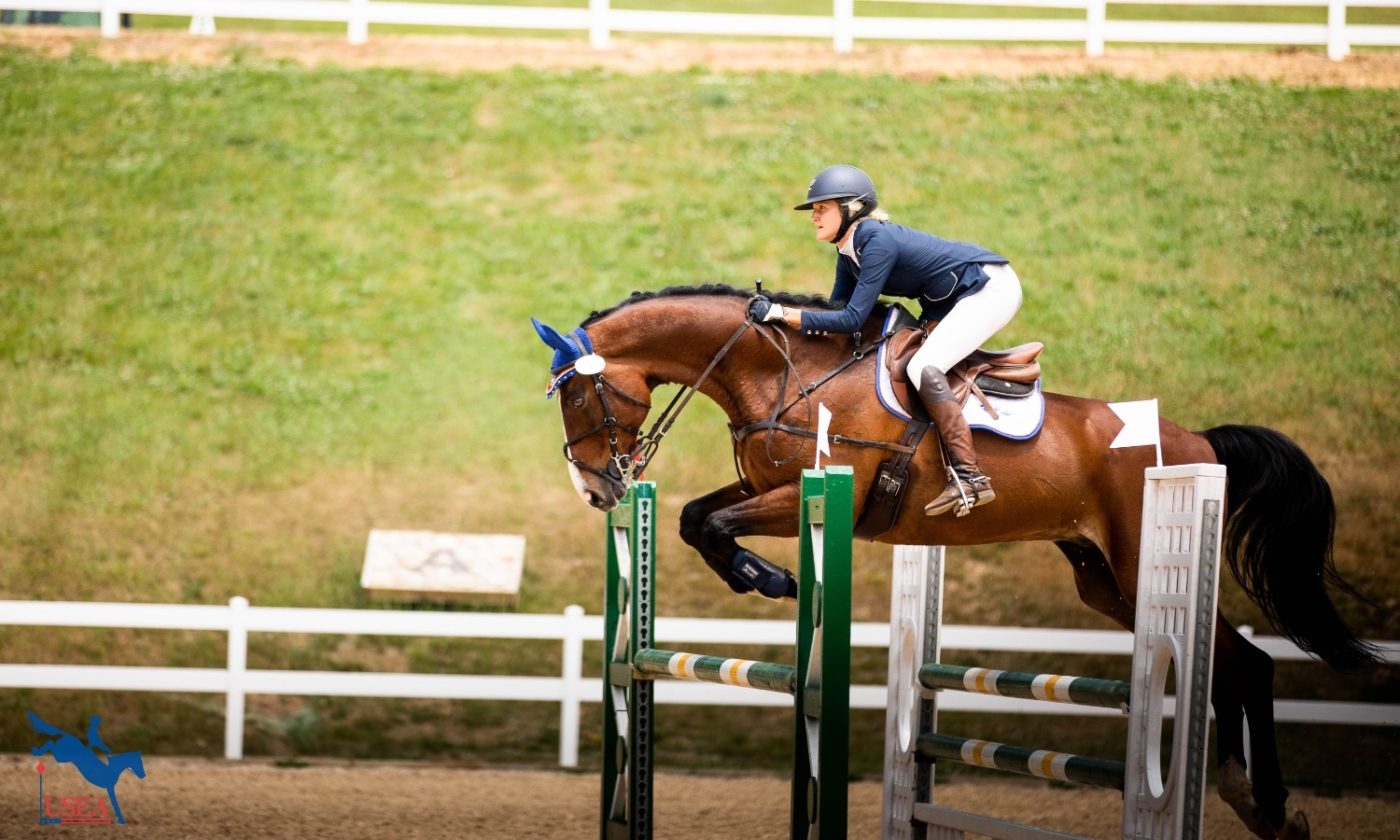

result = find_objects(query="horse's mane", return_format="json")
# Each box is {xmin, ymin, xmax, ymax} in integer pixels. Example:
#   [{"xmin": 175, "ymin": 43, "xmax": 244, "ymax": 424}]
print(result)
[{"xmin": 582, "ymin": 283, "xmax": 888, "ymax": 326}]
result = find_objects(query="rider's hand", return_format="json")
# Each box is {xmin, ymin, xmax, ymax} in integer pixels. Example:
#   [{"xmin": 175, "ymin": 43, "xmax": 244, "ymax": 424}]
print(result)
[{"xmin": 748, "ymin": 298, "xmax": 789, "ymax": 324}]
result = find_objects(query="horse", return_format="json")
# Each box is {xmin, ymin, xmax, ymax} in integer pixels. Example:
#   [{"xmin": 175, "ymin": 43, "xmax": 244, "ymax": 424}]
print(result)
[{"xmin": 531, "ymin": 284, "xmax": 1378, "ymax": 840}]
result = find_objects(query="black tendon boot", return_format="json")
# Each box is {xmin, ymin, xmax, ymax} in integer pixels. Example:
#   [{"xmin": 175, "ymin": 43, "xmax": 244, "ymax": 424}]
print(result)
[
  {"xmin": 916, "ymin": 368, "xmax": 995, "ymax": 516},
  {"xmin": 730, "ymin": 549, "xmax": 799, "ymax": 599}
]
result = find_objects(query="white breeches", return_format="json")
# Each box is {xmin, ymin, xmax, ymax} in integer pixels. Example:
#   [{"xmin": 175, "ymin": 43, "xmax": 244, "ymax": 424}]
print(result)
[{"xmin": 910, "ymin": 263, "xmax": 1023, "ymax": 390}]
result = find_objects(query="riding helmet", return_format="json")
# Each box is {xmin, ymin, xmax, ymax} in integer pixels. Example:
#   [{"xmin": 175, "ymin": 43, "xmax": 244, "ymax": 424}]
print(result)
[{"xmin": 794, "ymin": 164, "xmax": 878, "ymax": 211}]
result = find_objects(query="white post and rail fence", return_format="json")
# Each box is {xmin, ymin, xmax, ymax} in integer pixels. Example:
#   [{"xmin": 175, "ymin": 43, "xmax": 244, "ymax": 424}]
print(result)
[
  {"xmin": 5, "ymin": 0, "xmax": 1399, "ymax": 60},
  {"xmin": 1, "ymin": 594, "xmax": 1396, "ymax": 767}
]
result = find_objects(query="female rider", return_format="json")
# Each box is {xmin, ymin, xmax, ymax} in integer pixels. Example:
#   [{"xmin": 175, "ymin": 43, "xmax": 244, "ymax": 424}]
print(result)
[{"xmin": 747, "ymin": 164, "xmax": 1023, "ymax": 517}]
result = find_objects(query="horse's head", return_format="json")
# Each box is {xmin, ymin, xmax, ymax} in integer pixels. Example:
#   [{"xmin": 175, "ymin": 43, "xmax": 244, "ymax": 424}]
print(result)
[
  {"xmin": 532, "ymin": 287, "xmax": 831, "ymax": 509},
  {"xmin": 533, "ymin": 316, "xmax": 653, "ymax": 511},
  {"xmin": 112, "ymin": 751, "xmax": 146, "ymax": 780}
]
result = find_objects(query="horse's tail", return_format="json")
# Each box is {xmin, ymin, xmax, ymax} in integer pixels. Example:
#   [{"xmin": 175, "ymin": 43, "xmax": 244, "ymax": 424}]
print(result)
[{"xmin": 1201, "ymin": 424, "xmax": 1379, "ymax": 671}]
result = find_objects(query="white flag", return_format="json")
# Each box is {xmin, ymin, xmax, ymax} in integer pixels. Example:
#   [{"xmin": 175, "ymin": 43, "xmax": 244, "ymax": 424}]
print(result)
[
  {"xmin": 1108, "ymin": 399, "xmax": 1162, "ymax": 466},
  {"xmin": 815, "ymin": 402, "xmax": 832, "ymax": 469}
]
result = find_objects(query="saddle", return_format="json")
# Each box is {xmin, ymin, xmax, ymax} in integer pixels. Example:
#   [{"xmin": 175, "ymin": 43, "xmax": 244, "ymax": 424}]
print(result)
[
  {"xmin": 855, "ymin": 306, "xmax": 1044, "ymax": 540},
  {"xmin": 884, "ymin": 307, "xmax": 1043, "ymax": 421}
]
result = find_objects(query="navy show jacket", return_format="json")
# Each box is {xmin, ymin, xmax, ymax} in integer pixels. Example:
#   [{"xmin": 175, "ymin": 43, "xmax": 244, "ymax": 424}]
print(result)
[{"xmin": 798, "ymin": 220, "xmax": 1008, "ymax": 334}]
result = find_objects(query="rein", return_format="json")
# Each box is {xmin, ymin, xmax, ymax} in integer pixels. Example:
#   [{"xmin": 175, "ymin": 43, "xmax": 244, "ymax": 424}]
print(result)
[
  {"xmin": 556, "ymin": 300, "xmax": 912, "ymax": 492},
  {"xmin": 731, "ymin": 323, "xmax": 914, "ymax": 467},
  {"xmin": 626, "ymin": 319, "xmax": 754, "ymax": 484}
]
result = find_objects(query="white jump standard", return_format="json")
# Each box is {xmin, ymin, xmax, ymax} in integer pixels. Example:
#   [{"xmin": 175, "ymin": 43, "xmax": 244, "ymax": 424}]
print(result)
[{"xmin": 883, "ymin": 464, "xmax": 1227, "ymax": 840}]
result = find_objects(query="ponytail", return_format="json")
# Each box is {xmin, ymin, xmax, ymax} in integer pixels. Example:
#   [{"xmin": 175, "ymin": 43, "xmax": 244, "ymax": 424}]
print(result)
[{"xmin": 845, "ymin": 199, "xmax": 889, "ymax": 222}]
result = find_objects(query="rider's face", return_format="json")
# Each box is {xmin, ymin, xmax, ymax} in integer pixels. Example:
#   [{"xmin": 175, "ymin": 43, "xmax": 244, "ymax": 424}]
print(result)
[{"xmin": 810, "ymin": 200, "xmax": 843, "ymax": 243}]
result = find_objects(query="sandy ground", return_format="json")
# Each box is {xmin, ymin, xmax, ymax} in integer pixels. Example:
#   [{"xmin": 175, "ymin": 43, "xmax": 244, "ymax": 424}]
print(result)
[
  {"xmin": 3, "ymin": 27, "xmax": 1400, "ymax": 87},
  {"xmin": 2, "ymin": 754, "xmax": 1398, "ymax": 838}
]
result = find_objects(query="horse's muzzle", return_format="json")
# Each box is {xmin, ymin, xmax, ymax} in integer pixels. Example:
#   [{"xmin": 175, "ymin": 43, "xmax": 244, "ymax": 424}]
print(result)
[
  {"xmin": 584, "ymin": 487, "xmax": 619, "ymax": 511},
  {"xmin": 568, "ymin": 461, "xmax": 625, "ymax": 511}
]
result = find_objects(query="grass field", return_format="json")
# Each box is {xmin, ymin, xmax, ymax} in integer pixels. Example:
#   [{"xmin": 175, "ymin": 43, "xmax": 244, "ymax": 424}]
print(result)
[{"xmin": 0, "ymin": 38, "xmax": 1396, "ymax": 784}]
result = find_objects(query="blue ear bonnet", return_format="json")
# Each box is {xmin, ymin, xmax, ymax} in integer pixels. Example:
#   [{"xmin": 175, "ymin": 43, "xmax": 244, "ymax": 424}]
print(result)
[{"xmin": 531, "ymin": 317, "xmax": 596, "ymax": 397}]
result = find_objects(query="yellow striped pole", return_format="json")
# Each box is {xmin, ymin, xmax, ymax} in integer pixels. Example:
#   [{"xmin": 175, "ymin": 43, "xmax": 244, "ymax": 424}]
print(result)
[
  {"xmin": 916, "ymin": 733, "xmax": 1125, "ymax": 791},
  {"xmin": 632, "ymin": 649, "xmax": 796, "ymax": 695},
  {"xmin": 919, "ymin": 663, "xmax": 1131, "ymax": 711}
]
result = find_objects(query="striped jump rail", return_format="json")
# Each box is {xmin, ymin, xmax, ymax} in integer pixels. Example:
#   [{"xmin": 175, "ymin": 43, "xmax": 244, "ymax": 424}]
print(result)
[
  {"xmin": 920, "ymin": 663, "xmax": 1131, "ymax": 711},
  {"xmin": 915, "ymin": 732, "xmax": 1126, "ymax": 791},
  {"xmin": 633, "ymin": 648, "xmax": 797, "ymax": 695}
]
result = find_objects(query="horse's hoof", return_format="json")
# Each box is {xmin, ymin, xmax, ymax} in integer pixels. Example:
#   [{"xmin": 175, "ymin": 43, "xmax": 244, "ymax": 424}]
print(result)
[
  {"xmin": 1218, "ymin": 758, "xmax": 1311, "ymax": 840},
  {"xmin": 1277, "ymin": 809, "xmax": 1310, "ymax": 840},
  {"xmin": 1219, "ymin": 758, "xmax": 1269, "ymax": 839}
]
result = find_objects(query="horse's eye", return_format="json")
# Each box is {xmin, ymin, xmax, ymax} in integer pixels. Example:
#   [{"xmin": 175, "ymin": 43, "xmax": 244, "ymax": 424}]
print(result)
[{"xmin": 568, "ymin": 395, "xmax": 586, "ymax": 409}]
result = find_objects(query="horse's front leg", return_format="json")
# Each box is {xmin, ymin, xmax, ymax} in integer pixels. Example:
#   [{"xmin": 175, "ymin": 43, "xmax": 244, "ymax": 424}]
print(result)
[
  {"xmin": 680, "ymin": 481, "xmax": 801, "ymax": 599},
  {"xmin": 105, "ymin": 786, "xmax": 127, "ymax": 824}
]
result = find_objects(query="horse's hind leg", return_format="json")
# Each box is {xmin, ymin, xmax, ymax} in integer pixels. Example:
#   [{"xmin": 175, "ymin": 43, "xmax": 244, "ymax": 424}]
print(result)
[
  {"xmin": 1212, "ymin": 619, "xmax": 1257, "ymax": 831},
  {"xmin": 680, "ymin": 481, "xmax": 801, "ymax": 599},
  {"xmin": 1083, "ymin": 524, "xmax": 1311, "ymax": 840},
  {"xmin": 1215, "ymin": 619, "xmax": 1311, "ymax": 840},
  {"xmin": 1055, "ymin": 538, "xmax": 1135, "ymax": 630}
]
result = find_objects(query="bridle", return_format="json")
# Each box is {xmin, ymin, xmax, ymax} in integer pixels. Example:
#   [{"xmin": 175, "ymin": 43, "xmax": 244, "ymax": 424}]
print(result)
[
  {"xmin": 553, "ymin": 319, "xmax": 754, "ymax": 491},
  {"xmin": 558, "ymin": 370, "xmax": 652, "ymax": 491},
  {"xmin": 550, "ymin": 297, "xmax": 912, "ymax": 492}
]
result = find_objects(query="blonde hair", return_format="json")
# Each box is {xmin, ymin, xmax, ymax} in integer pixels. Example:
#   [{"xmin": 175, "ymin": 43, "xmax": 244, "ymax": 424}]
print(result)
[{"xmin": 845, "ymin": 198, "xmax": 889, "ymax": 222}]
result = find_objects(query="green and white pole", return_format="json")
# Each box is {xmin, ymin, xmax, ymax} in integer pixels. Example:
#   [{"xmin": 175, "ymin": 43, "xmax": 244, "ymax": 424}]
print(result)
[
  {"xmin": 602, "ymin": 482, "xmax": 656, "ymax": 840},
  {"xmin": 632, "ymin": 649, "xmax": 797, "ymax": 695},
  {"xmin": 918, "ymin": 664, "xmax": 1131, "ymax": 711},
  {"xmin": 792, "ymin": 467, "xmax": 853, "ymax": 840},
  {"xmin": 915, "ymin": 733, "xmax": 1126, "ymax": 791}
]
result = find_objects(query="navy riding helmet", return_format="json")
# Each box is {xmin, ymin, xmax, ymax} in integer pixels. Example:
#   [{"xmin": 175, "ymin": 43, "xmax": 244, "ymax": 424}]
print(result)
[
  {"xmin": 794, "ymin": 164, "xmax": 878, "ymax": 211},
  {"xmin": 795, "ymin": 165, "xmax": 878, "ymax": 243}
]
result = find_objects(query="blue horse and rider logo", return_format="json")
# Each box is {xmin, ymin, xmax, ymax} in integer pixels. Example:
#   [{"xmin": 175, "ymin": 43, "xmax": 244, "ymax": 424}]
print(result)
[{"xmin": 28, "ymin": 711, "xmax": 145, "ymax": 825}]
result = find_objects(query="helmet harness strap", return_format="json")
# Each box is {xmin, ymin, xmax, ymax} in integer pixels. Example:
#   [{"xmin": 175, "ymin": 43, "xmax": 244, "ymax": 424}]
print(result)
[{"xmin": 834, "ymin": 196, "xmax": 874, "ymax": 246}]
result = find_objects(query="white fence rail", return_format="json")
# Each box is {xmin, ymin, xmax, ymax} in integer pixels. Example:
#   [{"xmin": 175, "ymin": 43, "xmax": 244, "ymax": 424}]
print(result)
[
  {"xmin": 6, "ymin": 0, "xmax": 1400, "ymax": 59},
  {"xmin": 2, "ymin": 597, "xmax": 1397, "ymax": 767}
]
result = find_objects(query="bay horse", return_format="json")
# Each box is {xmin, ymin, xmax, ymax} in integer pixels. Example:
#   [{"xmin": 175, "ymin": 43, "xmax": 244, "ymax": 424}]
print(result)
[{"xmin": 532, "ymin": 284, "xmax": 1377, "ymax": 840}]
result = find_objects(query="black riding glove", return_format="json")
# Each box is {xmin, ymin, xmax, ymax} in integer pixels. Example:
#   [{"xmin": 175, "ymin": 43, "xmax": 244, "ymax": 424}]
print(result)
[{"xmin": 747, "ymin": 298, "xmax": 788, "ymax": 324}]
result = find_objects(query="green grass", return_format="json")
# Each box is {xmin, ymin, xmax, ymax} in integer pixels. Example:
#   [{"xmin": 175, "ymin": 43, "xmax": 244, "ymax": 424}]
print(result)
[{"xmin": 0, "ymin": 42, "xmax": 1396, "ymax": 783}]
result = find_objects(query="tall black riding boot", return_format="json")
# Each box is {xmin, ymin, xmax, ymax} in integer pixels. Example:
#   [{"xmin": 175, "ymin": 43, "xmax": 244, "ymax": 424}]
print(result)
[{"xmin": 916, "ymin": 368, "xmax": 995, "ymax": 517}]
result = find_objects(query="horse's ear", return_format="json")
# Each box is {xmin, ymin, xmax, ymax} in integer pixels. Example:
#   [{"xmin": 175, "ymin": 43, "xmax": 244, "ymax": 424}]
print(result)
[{"xmin": 531, "ymin": 317, "xmax": 576, "ymax": 355}]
